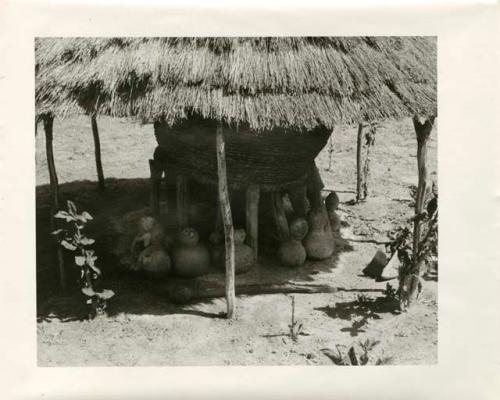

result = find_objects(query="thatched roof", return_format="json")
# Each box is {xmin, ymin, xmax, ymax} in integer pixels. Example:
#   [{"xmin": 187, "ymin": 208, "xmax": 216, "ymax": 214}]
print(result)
[{"xmin": 35, "ymin": 37, "xmax": 436, "ymax": 131}]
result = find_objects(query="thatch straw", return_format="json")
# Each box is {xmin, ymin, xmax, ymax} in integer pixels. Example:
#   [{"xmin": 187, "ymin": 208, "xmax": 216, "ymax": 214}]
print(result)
[{"xmin": 35, "ymin": 37, "xmax": 436, "ymax": 131}]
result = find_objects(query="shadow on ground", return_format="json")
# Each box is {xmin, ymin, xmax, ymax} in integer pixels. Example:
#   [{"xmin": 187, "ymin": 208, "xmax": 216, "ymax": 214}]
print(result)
[
  {"xmin": 37, "ymin": 178, "xmax": 353, "ymax": 321},
  {"xmin": 315, "ymin": 294, "xmax": 400, "ymax": 337}
]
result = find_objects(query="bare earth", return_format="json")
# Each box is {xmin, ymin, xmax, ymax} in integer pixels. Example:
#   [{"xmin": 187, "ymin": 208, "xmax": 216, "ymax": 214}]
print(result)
[{"xmin": 36, "ymin": 116, "xmax": 437, "ymax": 366}]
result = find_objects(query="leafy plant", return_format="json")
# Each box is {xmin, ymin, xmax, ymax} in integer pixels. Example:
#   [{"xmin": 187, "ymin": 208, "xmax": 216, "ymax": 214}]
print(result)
[
  {"xmin": 385, "ymin": 186, "xmax": 438, "ymax": 311},
  {"xmin": 322, "ymin": 339, "xmax": 391, "ymax": 366},
  {"xmin": 52, "ymin": 200, "xmax": 114, "ymax": 318}
]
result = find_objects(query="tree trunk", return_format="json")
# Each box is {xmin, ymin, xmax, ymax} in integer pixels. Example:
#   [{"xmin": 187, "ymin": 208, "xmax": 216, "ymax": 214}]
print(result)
[
  {"xmin": 43, "ymin": 115, "xmax": 66, "ymax": 291},
  {"xmin": 399, "ymin": 116, "xmax": 435, "ymax": 311},
  {"xmin": 412, "ymin": 116, "xmax": 435, "ymax": 272},
  {"xmin": 356, "ymin": 123, "xmax": 363, "ymax": 202},
  {"xmin": 216, "ymin": 124, "xmax": 236, "ymax": 319},
  {"xmin": 90, "ymin": 113, "xmax": 105, "ymax": 192},
  {"xmin": 245, "ymin": 184, "xmax": 260, "ymax": 260}
]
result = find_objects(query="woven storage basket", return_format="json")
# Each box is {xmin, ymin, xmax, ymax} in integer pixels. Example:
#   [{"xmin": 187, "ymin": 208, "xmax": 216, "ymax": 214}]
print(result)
[{"xmin": 154, "ymin": 117, "xmax": 330, "ymax": 192}]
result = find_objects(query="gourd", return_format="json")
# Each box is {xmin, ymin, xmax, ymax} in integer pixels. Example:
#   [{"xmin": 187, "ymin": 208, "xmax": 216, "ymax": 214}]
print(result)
[
  {"xmin": 325, "ymin": 191, "xmax": 341, "ymax": 232},
  {"xmin": 277, "ymin": 217, "xmax": 309, "ymax": 267},
  {"xmin": 132, "ymin": 216, "xmax": 171, "ymax": 278},
  {"xmin": 172, "ymin": 227, "xmax": 210, "ymax": 278},
  {"xmin": 210, "ymin": 229, "xmax": 255, "ymax": 274},
  {"xmin": 136, "ymin": 243, "xmax": 171, "ymax": 278},
  {"xmin": 303, "ymin": 208, "xmax": 335, "ymax": 260}
]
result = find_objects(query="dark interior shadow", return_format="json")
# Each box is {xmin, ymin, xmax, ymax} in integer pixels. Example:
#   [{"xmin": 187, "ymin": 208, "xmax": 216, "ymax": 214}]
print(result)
[
  {"xmin": 36, "ymin": 178, "xmax": 354, "ymax": 321},
  {"xmin": 314, "ymin": 295, "xmax": 400, "ymax": 337}
]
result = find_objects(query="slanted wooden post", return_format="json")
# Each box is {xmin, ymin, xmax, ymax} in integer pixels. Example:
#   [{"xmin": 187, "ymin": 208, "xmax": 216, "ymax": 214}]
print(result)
[
  {"xmin": 43, "ymin": 114, "xmax": 66, "ymax": 291},
  {"xmin": 412, "ymin": 116, "xmax": 435, "ymax": 272},
  {"xmin": 216, "ymin": 123, "xmax": 236, "ymax": 319},
  {"xmin": 288, "ymin": 184, "xmax": 308, "ymax": 217},
  {"xmin": 306, "ymin": 163, "xmax": 325, "ymax": 210},
  {"xmin": 356, "ymin": 123, "xmax": 363, "ymax": 202},
  {"xmin": 176, "ymin": 175, "xmax": 188, "ymax": 229},
  {"xmin": 149, "ymin": 159, "xmax": 162, "ymax": 217},
  {"xmin": 245, "ymin": 184, "xmax": 260, "ymax": 260},
  {"xmin": 90, "ymin": 113, "xmax": 105, "ymax": 192},
  {"xmin": 271, "ymin": 192, "xmax": 290, "ymax": 242}
]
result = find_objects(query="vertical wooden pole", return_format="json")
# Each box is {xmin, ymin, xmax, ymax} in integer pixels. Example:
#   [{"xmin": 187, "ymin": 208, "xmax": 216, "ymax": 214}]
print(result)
[
  {"xmin": 246, "ymin": 184, "xmax": 260, "ymax": 260},
  {"xmin": 216, "ymin": 123, "xmax": 235, "ymax": 319},
  {"xmin": 412, "ymin": 116, "xmax": 435, "ymax": 273},
  {"xmin": 271, "ymin": 192, "xmax": 290, "ymax": 242},
  {"xmin": 90, "ymin": 113, "xmax": 105, "ymax": 192},
  {"xmin": 43, "ymin": 115, "xmax": 66, "ymax": 291},
  {"xmin": 176, "ymin": 175, "xmax": 188, "ymax": 229},
  {"xmin": 356, "ymin": 123, "xmax": 363, "ymax": 202}
]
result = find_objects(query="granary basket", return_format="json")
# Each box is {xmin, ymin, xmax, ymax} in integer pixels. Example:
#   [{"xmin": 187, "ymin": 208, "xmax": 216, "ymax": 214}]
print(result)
[{"xmin": 154, "ymin": 117, "xmax": 331, "ymax": 192}]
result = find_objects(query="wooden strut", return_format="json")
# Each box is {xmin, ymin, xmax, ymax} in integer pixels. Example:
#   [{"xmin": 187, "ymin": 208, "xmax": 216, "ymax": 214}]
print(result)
[
  {"xmin": 271, "ymin": 192, "xmax": 290, "ymax": 242},
  {"xmin": 90, "ymin": 113, "xmax": 105, "ymax": 192},
  {"xmin": 216, "ymin": 123, "xmax": 236, "ymax": 319},
  {"xmin": 245, "ymin": 184, "xmax": 260, "ymax": 260},
  {"xmin": 412, "ymin": 116, "xmax": 435, "ymax": 274},
  {"xmin": 356, "ymin": 123, "xmax": 364, "ymax": 202},
  {"xmin": 176, "ymin": 175, "xmax": 188, "ymax": 229},
  {"xmin": 149, "ymin": 159, "xmax": 163, "ymax": 217},
  {"xmin": 306, "ymin": 163, "xmax": 325, "ymax": 210},
  {"xmin": 287, "ymin": 184, "xmax": 308, "ymax": 218},
  {"xmin": 43, "ymin": 115, "xmax": 66, "ymax": 291}
]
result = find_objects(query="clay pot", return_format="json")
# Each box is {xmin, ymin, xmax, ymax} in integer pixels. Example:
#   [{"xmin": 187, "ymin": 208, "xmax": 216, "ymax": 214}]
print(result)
[
  {"xmin": 137, "ymin": 244, "xmax": 172, "ymax": 278},
  {"xmin": 278, "ymin": 217, "xmax": 309, "ymax": 267},
  {"xmin": 303, "ymin": 208, "xmax": 335, "ymax": 260},
  {"xmin": 233, "ymin": 229, "xmax": 255, "ymax": 274},
  {"xmin": 210, "ymin": 229, "xmax": 255, "ymax": 274},
  {"xmin": 172, "ymin": 227, "xmax": 210, "ymax": 278},
  {"xmin": 325, "ymin": 192, "xmax": 341, "ymax": 232},
  {"xmin": 325, "ymin": 192, "xmax": 340, "ymax": 211}
]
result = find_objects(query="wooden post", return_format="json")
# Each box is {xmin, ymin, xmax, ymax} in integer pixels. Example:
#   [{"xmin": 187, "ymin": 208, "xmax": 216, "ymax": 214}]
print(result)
[
  {"xmin": 412, "ymin": 116, "xmax": 435, "ymax": 273},
  {"xmin": 356, "ymin": 123, "xmax": 363, "ymax": 202},
  {"xmin": 271, "ymin": 192, "xmax": 290, "ymax": 242},
  {"xmin": 43, "ymin": 115, "xmax": 66, "ymax": 291},
  {"xmin": 216, "ymin": 123, "xmax": 236, "ymax": 319},
  {"xmin": 246, "ymin": 184, "xmax": 260, "ymax": 260},
  {"xmin": 306, "ymin": 163, "xmax": 325, "ymax": 210},
  {"xmin": 176, "ymin": 175, "xmax": 188, "ymax": 229},
  {"xmin": 90, "ymin": 113, "xmax": 105, "ymax": 192},
  {"xmin": 149, "ymin": 159, "xmax": 162, "ymax": 217},
  {"xmin": 288, "ymin": 184, "xmax": 308, "ymax": 217}
]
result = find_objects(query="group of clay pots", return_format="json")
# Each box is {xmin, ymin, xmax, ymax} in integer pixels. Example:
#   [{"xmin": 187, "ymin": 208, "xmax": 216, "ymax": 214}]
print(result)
[
  {"xmin": 131, "ymin": 217, "xmax": 255, "ymax": 279},
  {"xmin": 277, "ymin": 191, "xmax": 341, "ymax": 267}
]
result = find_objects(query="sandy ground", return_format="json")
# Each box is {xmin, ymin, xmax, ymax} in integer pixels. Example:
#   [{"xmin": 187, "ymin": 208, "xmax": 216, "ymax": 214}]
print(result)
[{"xmin": 36, "ymin": 116, "xmax": 437, "ymax": 366}]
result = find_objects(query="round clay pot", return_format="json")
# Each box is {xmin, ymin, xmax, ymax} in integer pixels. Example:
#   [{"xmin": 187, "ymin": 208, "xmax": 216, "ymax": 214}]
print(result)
[
  {"xmin": 278, "ymin": 240, "xmax": 307, "ymax": 267},
  {"xmin": 278, "ymin": 217, "xmax": 309, "ymax": 267},
  {"xmin": 303, "ymin": 208, "xmax": 335, "ymax": 260},
  {"xmin": 137, "ymin": 244, "xmax": 172, "ymax": 278},
  {"xmin": 212, "ymin": 229, "xmax": 255, "ymax": 274},
  {"xmin": 172, "ymin": 227, "xmax": 210, "ymax": 278},
  {"xmin": 289, "ymin": 217, "xmax": 309, "ymax": 241},
  {"xmin": 169, "ymin": 284, "xmax": 194, "ymax": 304}
]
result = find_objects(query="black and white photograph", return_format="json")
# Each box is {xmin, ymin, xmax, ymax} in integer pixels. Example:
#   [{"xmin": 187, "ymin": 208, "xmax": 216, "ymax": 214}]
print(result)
[
  {"xmin": 1, "ymin": 1, "xmax": 500, "ymax": 398},
  {"xmin": 35, "ymin": 37, "xmax": 438, "ymax": 366}
]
